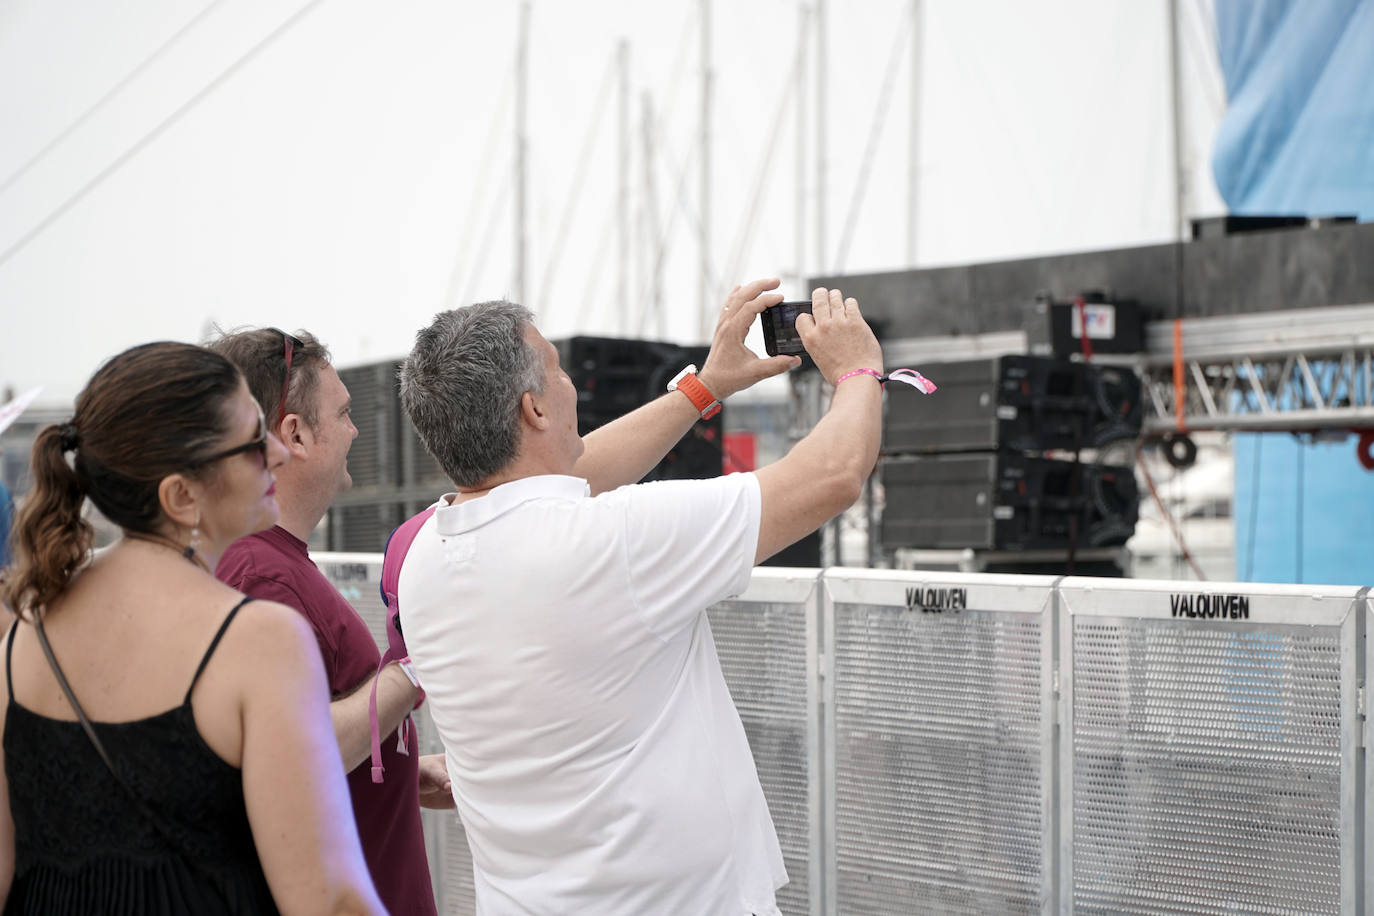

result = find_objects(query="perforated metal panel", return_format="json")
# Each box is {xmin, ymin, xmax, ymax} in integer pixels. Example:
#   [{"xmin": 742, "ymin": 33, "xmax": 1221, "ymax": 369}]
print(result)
[
  {"xmin": 707, "ymin": 569, "xmax": 821, "ymax": 916},
  {"xmin": 318, "ymin": 553, "xmax": 476, "ymax": 916},
  {"xmin": 317, "ymin": 554, "xmax": 390, "ymax": 646},
  {"xmin": 315, "ymin": 559, "xmax": 1373, "ymax": 915},
  {"xmin": 401, "ymin": 414, "xmax": 450, "ymax": 486},
  {"xmin": 330, "ymin": 502, "xmax": 407, "ymax": 553},
  {"xmin": 414, "ymin": 701, "xmax": 478, "ymax": 916},
  {"xmin": 335, "ymin": 362, "xmax": 401, "ymax": 490},
  {"xmin": 1060, "ymin": 579, "xmax": 1362, "ymax": 915},
  {"xmin": 823, "ymin": 571, "xmax": 1057, "ymax": 915}
]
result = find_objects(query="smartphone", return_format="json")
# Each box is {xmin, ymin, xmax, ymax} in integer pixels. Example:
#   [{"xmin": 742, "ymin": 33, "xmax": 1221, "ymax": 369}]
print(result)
[{"xmin": 760, "ymin": 300, "xmax": 814, "ymax": 356}]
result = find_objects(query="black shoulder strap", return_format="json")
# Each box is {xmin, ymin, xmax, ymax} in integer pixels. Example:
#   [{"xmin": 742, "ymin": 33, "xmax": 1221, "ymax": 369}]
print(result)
[
  {"xmin": 5, "ymin": 620, "xmax": 17, "ymax": 699},
  {"xmin": 184, "ymin": 597, "xmax": 253, "ymax": 705},
  {"xmin": 32, "ymin": 613, "xmax": 168, "ymax": 812}
]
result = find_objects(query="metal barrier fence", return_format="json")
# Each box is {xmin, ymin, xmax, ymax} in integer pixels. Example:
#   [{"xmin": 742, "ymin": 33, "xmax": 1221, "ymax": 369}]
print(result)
[
  {"xmin": 317, "ymin": 554, "xmax": 1371, "ymax": 915},
  {"xmin": 822, "ymin": 570, "xmax": 1058, "ymax": 915},
  {"xmin": 1060, "ymin": 578, "xmax": 1365, "ymax": 915},
  {"xmin": 317, "ymin": 554, "xmax": 478, "ymax": 916},
  {"xmin": 707, "ymin": 570, "xmax": 823, "ymax": 916}
]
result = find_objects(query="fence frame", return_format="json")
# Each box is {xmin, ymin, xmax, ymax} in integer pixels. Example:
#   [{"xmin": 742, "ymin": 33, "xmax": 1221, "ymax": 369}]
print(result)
[
  {"xmin": 821, "ymin": 569, "xmax": 1061, "ymax": 914},
  {"xmin": 1058, "ymin": 576, "xmax": 1367, "ymax": 915},
  {"xmin": 718, "ymin": 568, "xmax": 828, "ymax": 916}
]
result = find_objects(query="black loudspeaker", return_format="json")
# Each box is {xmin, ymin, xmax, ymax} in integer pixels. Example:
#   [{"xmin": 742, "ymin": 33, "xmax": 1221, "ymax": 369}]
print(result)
[
  {"xmin": 1026, "ymin": 291, "xmax": 1146, "ymax": 359},
  {"xmin": 554, "ymin": 336, "xmax": 722, "ymax": 481},
  {"xmin": 334, "ymin": 361, "xmax": 403, "ymax": 490},
  {"xmin": 982, "ymin": 558, "xmax": 1126, "ymax": 577},
  {"xmin": 880, "ymin": 453, "xmax": 1138, "ymax": 551},
  {"xmin": 883, "ymin": 355, "xmax": 1141, "ymax": 455}
]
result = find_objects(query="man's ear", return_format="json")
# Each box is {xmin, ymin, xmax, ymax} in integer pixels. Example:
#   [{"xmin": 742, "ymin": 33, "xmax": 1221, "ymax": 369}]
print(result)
[
  {"xmin": 157, "ymin": 472, "xmax": 202, "ymax": 531},
  {"xmin": 520, "ymin": 391, "xmax": 550, "ymax": 431},
  {"xmin": 278, "ymin": 413, "xmax": 312, "ymax": 459}
]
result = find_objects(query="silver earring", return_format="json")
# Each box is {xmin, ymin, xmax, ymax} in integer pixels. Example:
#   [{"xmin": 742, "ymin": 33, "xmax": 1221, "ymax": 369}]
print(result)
[{"xmin": 190, "ymin": 515, "xmax": 201, "ymax": 553}]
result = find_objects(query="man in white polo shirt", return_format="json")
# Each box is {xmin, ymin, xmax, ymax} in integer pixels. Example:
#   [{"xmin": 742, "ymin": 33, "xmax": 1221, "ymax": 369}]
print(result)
[{"xmin": 397, "ymin": 278, "xmax": 884, "ymax": 915}]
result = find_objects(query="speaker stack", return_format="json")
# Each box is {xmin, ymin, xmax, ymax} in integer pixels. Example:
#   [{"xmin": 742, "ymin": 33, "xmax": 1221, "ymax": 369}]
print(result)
[
  {"xmin": 553, "ymin": 336, "xmax": 722, "ymax": 482},
  {"xmin": 879, "ymin": 354, "xmax": 1142, "ymax": 553},
  {"xmin": 324, "ymin": 339, "xmax": 723, "ymax": 553}
]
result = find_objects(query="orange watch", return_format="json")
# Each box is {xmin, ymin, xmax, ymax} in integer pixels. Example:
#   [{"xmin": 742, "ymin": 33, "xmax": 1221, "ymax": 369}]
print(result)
[{"xmin": 667, "ymin": 364, "xmax": 722, "ymax": 420}]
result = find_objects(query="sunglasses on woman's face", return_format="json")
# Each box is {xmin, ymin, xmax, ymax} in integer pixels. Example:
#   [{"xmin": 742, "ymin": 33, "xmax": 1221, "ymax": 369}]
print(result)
[{"xmin": 191, "ymin": 405, "xmax": 269, "ymax": 469}]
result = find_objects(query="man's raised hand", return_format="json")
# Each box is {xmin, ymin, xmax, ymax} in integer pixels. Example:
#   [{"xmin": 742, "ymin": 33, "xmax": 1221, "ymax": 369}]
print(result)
[
  {"xmin": 794, "ymin": 287, "xmax": 883, "ymax": 386},
  {"xmin": 698, "ymin": 278, "xmax": 803, "ymax": 400}
]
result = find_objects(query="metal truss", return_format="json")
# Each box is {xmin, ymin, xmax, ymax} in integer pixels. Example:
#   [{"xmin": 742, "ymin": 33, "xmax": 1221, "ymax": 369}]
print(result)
[
  {"xmin": 1137, "ymin": 303, "xmax": 1374, "ymax": 433},
  {"xmin": 1140, "ymin": 346, "xmax": 1374, "ymax": 432},
  {"xmin": 810, "ymin": 302, "xmax": 1374, "ymax": 565}
]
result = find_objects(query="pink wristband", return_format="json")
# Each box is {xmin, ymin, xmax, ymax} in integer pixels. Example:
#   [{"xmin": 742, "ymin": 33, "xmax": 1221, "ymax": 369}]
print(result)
[{"xmin": 836, "ymin": 368, "xmax": 885, "ymax": 387}]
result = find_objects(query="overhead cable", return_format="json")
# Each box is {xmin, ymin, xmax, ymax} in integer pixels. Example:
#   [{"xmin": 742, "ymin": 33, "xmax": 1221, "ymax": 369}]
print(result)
[
  {"xmin": 0, "ymin": 0, "xmax": 329, "ymax": 271},
  {"xmin": 574, "ymin": 203, "xmax": 618, "ymax": 330},
  {"xmin": 536, "ymin": 51, "xmax": 619, "ymax": 309},
  {"xmin": 456, "ymin": 167, "xmax": 513, "ymax": 310},
  {"xmin": 1136, "ymin": 441, "xmax": 1208, "ymax": 581},
  {"xmin": 442, "ymin": 68, "xmax": 515, "ymax": 311},
  {"xmin": 720, "ymin": 31, "xmax": 806, "ymax": 285},
  {"xmin": 833, "ymin": 3, "xmax": 910, "ymax": 272},
  {"xmin": 0, "ymin": 0, "xmax": 229, "ymax": 199}
]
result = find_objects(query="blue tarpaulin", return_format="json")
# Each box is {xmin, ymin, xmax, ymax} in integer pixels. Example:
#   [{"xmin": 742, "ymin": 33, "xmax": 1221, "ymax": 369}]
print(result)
[
  {"xmin": 1233, "ymin": 434, "xmax": 1374, "ymax": 586},
  {"xmin": 1213, "ymin": 0, "xmax": 1374, "ymax": 585},
  {"xmin": 1212, "ymin": 0, "xmax": 1374, "ymax": 219}
]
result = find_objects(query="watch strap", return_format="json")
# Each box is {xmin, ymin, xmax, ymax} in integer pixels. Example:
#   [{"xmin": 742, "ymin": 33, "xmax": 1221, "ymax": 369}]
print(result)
[{"xmin": 671, "ymin": 369, "xmax": 722, "ymax": 420}]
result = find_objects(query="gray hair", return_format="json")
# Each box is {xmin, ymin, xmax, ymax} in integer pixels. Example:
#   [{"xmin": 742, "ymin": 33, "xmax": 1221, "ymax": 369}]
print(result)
[{"xmin": 400, "ymin": 300, "xmax": 544, "ymax": 487}]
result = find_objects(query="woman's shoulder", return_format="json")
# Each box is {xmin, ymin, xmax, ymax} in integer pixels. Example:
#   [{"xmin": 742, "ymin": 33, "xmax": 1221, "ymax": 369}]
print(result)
[
  {"xmin": 218, "ymin": 591, "xmax": 311, "ymax": 636},
  {"xmin": 210, "ymin": 596, "xmax": 319, "ymax": 669}
]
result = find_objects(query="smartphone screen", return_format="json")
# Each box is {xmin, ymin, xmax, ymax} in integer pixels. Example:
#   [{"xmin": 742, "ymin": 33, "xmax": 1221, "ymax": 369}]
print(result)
[{"xmin": 762, "ymin": 300, "xmax": 813, "ymax": 356}]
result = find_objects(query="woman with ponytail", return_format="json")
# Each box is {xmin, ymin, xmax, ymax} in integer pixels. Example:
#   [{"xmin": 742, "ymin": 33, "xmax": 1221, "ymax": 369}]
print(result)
[{"xmin": 0, "ymin": 342, "xmax": 384, "ymax": 916}]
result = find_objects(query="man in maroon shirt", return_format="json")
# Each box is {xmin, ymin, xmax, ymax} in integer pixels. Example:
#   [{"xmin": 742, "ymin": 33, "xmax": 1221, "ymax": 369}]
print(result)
[{"xmin": 210, "ymin": 328, "xmax": 450, "ymax": 916}]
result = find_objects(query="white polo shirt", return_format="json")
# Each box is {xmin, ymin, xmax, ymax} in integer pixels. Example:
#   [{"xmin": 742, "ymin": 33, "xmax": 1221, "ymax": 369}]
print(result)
[{"xmin": 399, "ymin": 472, "xmax": 786, "ymax": 916}]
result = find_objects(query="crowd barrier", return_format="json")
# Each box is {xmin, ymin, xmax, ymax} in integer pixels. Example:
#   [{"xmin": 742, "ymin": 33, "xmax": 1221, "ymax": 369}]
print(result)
[
  {"xmin": 318, "ymin": 554, "xmax": 478, "ymax": 915},
  {"xmin": 317, "ymin": 554, "xmax": 1370, "ymax": 915}
]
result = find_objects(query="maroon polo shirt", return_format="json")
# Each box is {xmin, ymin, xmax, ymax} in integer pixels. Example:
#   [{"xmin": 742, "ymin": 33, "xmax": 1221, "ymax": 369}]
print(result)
[{"xmin": 217, "ymin": 526, "xmax": 436, "ymax": 916}]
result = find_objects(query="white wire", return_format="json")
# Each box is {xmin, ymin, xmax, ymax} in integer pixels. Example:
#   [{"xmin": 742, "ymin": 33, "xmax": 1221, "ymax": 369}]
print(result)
[
  {"xmin": 0, "ymin": 0, "xmax": 330, "ymax": 271},
  {"xmin": 833, "ymin": 1, "xmax": 911, "ymax": 272},
  {"xmin": 0, "ymin": 0, "xmax": 230, "ymax": 199},
  {"xmin": 536, "ymin": 51, "xmax": 619, "ymax": 309}
]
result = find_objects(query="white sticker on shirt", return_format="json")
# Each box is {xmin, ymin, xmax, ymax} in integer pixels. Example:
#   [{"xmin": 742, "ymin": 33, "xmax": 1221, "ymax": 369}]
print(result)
[{"xmin": 445, "ymin": 536, "xmax": 476, "ymax": 564}]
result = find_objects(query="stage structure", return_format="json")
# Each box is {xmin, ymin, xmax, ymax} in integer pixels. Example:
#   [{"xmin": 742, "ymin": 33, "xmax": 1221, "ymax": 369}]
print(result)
[
  {"xmin": 325, "ymin": 337, "xmax": 730, "ymax": 554},
  {"xmin": 807, "ymin": 220, "xmax": 1374, "ymax": 573}
]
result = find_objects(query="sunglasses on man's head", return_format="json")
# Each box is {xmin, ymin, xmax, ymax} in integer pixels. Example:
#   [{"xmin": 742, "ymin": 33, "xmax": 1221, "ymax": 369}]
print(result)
[
  {"xmin": 267, "ymin": 327, "xmax": 306, "ymax": 425},
  {"xmin": 190, "ymin": 405, "xmax": 269, "ymax": 469}
]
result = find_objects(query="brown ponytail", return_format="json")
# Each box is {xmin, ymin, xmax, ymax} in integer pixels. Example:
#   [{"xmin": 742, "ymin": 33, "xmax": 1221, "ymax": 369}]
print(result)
[
  {"xmin": 1, "ymin": 426, "xmax": 92, "ymax": 620},
  {"xmin": 0, "ymin": 341, "xmax": 242, "ymax": 620}
]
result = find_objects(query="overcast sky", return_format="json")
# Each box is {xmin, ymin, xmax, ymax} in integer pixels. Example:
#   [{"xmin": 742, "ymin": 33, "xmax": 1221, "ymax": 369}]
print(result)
[{"xmin": 0, "ymin": 0, "xmax": 1226, "ymax": 402}]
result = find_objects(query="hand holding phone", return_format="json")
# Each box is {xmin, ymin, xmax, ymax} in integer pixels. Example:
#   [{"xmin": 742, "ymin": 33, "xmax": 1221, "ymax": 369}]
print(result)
[
  {"xmin": 698, "ymin": 278, "xmax": 798, "ymax": 399},
  {"xmin": 759, "ymin": 301, "xmax": 814, "ymax": 357},
  {"xmin": 773, "ymin": 288, "xmax": 884, "ymax": 385}
]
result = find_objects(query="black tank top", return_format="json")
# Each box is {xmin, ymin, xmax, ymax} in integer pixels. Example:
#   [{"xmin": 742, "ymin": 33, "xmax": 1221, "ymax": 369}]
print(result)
[{"xmin": 3, "ymin": 599, "xmax": 280, "ymax": 915}]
